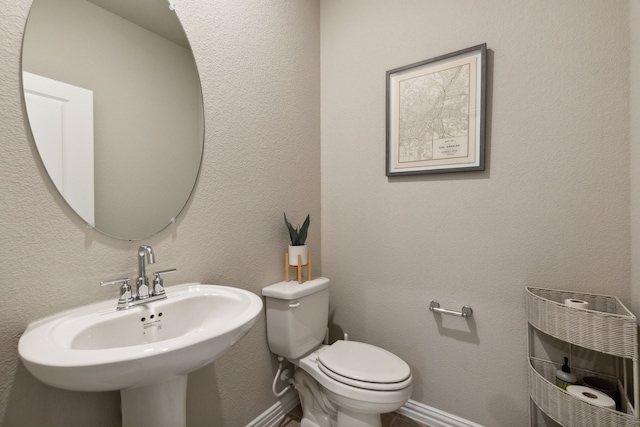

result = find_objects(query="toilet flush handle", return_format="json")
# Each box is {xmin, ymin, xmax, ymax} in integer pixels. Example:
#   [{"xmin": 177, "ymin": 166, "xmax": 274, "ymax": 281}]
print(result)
[{"xmin": 289, "ymin": 302, "xmax": 300, "ymax": 308}]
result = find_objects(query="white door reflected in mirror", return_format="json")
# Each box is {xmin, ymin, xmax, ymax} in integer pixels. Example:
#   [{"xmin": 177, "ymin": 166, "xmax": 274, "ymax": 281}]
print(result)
[{"xmin": 23, "ymin": 72, "xmax": 95, "ymax": 225}]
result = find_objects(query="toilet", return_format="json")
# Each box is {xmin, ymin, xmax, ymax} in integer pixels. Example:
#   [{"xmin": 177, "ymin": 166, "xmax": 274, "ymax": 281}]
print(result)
[{"xmin": 262, "ymin": 277, "xmax": 412, "ymax": 427}]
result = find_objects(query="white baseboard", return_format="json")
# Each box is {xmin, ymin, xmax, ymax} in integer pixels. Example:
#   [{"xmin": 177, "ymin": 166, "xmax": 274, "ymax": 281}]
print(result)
[
  {"xmin": 245, "ymin": 389, "xmax": 300, "ymax": 427},
  {"xmin": 248, "ymin": 393, "xmax": 484, "ymax": 427},
  {"xmin": 398, "ymin": 399, "xmax": 485, "ymax": 427}
]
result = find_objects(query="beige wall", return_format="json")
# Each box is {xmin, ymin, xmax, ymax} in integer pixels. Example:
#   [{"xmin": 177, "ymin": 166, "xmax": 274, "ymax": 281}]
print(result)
[
  {"xmin": 321, "ymin": 1, "xmax": 630, "ymax": 426},
  {"xmin": 0, "ymin": 0, "xmax": 320, "ymax": 426},
  {"xmin": 632, "ymin": 0, "xmax": 640, "ymax": 316}
]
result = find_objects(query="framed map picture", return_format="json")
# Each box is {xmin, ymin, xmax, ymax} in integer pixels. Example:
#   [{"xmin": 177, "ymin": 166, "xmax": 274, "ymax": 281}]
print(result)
[{"xmin": 386, "ymin": 44, "xmax": 487, "ymax": 176}]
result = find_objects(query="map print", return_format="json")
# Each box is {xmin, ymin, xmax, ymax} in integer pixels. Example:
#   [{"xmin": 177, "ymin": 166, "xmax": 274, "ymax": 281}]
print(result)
[{"xmin": 398, "ymin": 64, "xmax": 470, "ymax": 163}]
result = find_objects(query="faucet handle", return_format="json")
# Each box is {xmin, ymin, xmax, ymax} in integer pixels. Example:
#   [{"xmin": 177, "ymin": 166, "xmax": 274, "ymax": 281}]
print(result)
[
  {"xmin": 152, "ymin": 269, "xmax": 176, "ymax": 296},
  {"xmin": 100, "ymin": 277, "xmax": 129, "ymax": 287},
  {"xmin": 101, "ymin": 277, "xmax": 134, "ymax": 309}
]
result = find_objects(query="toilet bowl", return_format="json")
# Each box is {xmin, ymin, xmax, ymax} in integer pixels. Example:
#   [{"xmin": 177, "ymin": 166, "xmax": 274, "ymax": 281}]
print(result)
[
  {"xmin": 293, "ymin": 342, "xmax": 412, "ymax": 427},
  {"xmin": 262, "ymin": 278, "xmax": 413, "ymax": 427}
]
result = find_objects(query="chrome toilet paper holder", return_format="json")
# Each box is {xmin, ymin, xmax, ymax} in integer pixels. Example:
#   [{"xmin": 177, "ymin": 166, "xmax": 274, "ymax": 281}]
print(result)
[{"xmin": 429, "ymin": 300, "xmax": 473, "ymax": 318}]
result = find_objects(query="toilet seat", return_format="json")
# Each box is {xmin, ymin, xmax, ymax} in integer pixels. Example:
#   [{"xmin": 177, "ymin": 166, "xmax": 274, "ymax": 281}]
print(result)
[{"xmin": 317, "ymin": 341, "xmax": 411, "ymax": 391}]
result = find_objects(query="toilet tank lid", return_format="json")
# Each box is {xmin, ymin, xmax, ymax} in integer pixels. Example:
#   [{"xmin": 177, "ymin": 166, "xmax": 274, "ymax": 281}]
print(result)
[{"xmin": 262, "ymin": 277, "xmax": 330, "ymax": 300}]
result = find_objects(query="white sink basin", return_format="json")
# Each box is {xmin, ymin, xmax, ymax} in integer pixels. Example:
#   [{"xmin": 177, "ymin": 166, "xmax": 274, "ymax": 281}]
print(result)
[{"xmin": 18, "ymin": 283, "xmax": 263, "ymax": 392}]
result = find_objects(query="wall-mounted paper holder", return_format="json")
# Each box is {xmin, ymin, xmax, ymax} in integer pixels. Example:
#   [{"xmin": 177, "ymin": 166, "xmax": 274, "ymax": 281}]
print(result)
[{"xmin": 429, "ymin": 300, "xmax": 473, "ymax": 318}]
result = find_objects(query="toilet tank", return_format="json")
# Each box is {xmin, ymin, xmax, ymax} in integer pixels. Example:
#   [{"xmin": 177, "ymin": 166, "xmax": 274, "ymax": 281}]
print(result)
[{"xmin": 262, "ymin": 277, "xmax": 329, "ymax": 359}]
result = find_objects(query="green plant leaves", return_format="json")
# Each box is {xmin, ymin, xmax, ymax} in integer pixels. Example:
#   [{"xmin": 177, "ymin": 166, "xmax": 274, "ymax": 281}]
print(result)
[
  {"xmin": 298, "ymin": 214, "xmax": 310, "ymax": 245},
  {"xmin": 284, "ymin": 213, "xmax": 310, "ymax": 246}
]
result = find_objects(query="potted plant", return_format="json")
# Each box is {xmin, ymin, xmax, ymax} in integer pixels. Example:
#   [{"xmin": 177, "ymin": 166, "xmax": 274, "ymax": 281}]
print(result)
[{"xmin": 284, "ymin": 213, "xmax": 310, "ymax": 266}]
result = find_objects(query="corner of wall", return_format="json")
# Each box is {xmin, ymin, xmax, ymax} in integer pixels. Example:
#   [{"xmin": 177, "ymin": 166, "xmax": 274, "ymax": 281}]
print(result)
[{"xmin": 630, "ymin": 0, "xmax": 640, "ymax": 319}]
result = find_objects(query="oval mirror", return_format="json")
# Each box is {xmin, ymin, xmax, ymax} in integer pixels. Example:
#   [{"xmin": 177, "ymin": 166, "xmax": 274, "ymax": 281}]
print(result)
[{"xmin": 21, "ymin": 0, "xmax": 204, "ymax": 240}]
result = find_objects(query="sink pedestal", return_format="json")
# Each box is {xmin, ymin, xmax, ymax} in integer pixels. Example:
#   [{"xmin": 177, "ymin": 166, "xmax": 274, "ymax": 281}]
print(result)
[{"xmin": 121, "ymin": 375, "xmax": 188, "ymax": 427}]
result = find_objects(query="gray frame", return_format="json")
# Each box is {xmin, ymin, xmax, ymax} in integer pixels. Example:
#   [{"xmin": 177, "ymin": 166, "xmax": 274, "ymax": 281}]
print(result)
[{"xmin": 386, "ymin": 44, "xmax": 487, "ymax": 176}]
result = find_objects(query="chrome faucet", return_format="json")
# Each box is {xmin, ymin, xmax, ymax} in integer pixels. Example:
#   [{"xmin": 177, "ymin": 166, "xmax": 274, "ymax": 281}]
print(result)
[
  {"xmin": 100, "ymin": 246, "xmax": 176, "ymax": 310},
  {"xmin": 136, "ymin": 245, "xmax": 155, "ymax": 299}
]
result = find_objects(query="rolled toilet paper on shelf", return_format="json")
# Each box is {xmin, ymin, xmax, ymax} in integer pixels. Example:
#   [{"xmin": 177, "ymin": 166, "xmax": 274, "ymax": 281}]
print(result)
[
  {"xmin": 564, "ymin": 298, "xmax": 589, "ymax": 309},
  {"xmin": 566, "ymin": 385, "xmax": 616, "ymax": 410}
]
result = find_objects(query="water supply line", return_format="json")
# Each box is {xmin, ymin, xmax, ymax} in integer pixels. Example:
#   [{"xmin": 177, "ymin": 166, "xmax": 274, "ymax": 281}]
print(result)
[{"xmin": 272, "ymin": 356, "xmax": 295, "ymax": 397}]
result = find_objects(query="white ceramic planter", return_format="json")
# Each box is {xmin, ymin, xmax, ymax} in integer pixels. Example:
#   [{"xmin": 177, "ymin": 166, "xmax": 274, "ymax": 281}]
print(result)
[{"xmin": 288, "ymin": 245, "xmax": 308, "ymax": 266}]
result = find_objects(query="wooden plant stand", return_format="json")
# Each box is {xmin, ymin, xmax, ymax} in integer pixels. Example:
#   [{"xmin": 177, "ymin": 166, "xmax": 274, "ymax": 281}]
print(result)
[{"xmin": 285, "ymin": 252, "xmax": 312, "ymax": 284}]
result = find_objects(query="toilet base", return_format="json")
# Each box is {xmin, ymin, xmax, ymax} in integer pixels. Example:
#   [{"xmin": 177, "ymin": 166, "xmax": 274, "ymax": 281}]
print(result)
[
  {"xmin": 294, "ymin": 366, "xmax": 406, "ymax": 427},
  {"xmin": 295, "ymin": 369, "xmax": 336, "ymax": 427},
  {"xmin": 337, "ymin": 407, "xmax": 381, "ymax": 427}
]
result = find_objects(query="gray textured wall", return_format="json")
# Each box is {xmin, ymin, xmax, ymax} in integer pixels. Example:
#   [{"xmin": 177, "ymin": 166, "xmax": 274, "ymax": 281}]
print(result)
[
  {"xmin": 321, "ymin": 1, "xmax": 631, "ymax": 426},
  {"xmin": 0, "ymin": 1, "xmax": 320, "ymax": 426},
  {"xmin": 631, "ymin": 0, "xmax": 640, "ymax": 324}
]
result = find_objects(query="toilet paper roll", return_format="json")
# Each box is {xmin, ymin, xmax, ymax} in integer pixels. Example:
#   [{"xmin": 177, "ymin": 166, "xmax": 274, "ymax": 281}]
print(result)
[
  {"xmin": 564, "ymin": 298, "xmax": 589, "ymax": 309},
  {"xmin": 566, "ymin": 385, "xmax": 616, "ymax": 409}
]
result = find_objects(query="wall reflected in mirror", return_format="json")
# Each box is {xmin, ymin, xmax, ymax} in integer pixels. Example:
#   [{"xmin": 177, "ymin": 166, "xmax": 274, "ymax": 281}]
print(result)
[{"xmin": 22, "ymin": 0, "xmax": 204, "ymax": 240}]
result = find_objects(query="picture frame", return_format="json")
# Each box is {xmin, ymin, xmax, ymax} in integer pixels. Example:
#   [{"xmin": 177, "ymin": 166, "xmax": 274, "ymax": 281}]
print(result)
[{"xmin": 386, "ymin": 43, "xmax": 487, "ymax": 176}]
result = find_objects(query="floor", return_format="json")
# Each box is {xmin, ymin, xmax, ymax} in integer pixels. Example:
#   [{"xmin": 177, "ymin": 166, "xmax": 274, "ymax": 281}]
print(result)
[{"xmin": 275, "ymin": 405, "xmax": 431, "ymax": 427}]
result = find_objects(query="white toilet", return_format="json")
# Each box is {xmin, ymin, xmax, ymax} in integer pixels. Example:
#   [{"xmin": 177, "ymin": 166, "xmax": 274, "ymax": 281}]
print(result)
[{"xmin": 262, "ymin": 277, "xmax": 412, "ymax": 427}]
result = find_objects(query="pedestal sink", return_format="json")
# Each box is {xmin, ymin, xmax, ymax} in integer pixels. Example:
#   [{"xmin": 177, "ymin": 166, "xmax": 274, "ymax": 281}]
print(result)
[{"xmin": 18, "ymin": 283, "xmax": 263, "ymax": 427}]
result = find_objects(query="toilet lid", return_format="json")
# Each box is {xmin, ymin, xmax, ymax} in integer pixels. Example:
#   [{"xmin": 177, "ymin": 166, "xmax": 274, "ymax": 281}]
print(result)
[{"xmin": 317, "ymin": 341, "xmax": 411, "ymax": 388}]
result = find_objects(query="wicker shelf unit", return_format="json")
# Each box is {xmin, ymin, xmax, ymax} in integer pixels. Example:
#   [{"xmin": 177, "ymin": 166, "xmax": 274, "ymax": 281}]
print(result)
[{"xmin": 526, "ymin": 287, "xmax": 639, "ymax": 427}]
